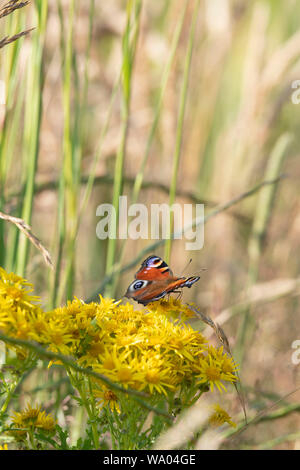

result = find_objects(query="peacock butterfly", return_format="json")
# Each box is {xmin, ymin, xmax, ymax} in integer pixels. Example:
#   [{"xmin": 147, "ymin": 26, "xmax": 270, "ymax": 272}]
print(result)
[{"xmin": 125, "ymin": 255, "xmax": 200, "ymax": 305}]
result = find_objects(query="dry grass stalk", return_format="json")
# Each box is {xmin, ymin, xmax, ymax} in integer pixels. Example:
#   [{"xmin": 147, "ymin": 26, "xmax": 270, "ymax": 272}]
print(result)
[
  {"xmin": 0, "ymin": 28, "xmax": 34, "ymax": 49},
  {"xmin": 225, "ymin": 386, "xmax": 300, "ymax": 445},
  {"xmin": 0, "ymin": 1, "xmax": 32, "ymax": 49},
  {"xmin": 0, "ymin": 0, "xmax": 29, "ymax": 19},
  {"xmin": 0, "ymin": 210, "xmax": 53, "ymax": 268},
  {"xmin": 204, "ymin": 276, "xmax": 300, "ymax": 337},
  {"xmin": 187, "ymin": 303, "xmax": 247, "ymax": 423}
]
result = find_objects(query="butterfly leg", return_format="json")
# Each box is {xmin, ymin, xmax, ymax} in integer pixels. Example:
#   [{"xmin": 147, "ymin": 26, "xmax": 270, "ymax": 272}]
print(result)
[{"xmin": 171, "ymin": 291, "xmax": 183, "ymax": 301}]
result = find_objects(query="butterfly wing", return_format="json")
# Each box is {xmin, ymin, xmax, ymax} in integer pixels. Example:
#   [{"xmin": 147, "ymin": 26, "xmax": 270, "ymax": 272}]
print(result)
[
  {"xmin": 125, "ymin": 279, "xmax": 167, "ymax": 305},
  {"xmin": 164, "ymin": 276, "xmax": 200, "ymax": 293},
  {"xmin": 135, "ymin": 255, "xmax": 173, "ymax": 280},
  {"xmin": 125, "ymin": 255, "xmax": 172, "ymax": 304},
  {"xmin": 125, "ymin": 275, "xmax": 201, "ymax": 306},
  {"xmin": 125, "ymin": 255, "xmax": 200, "ymax": 305}
]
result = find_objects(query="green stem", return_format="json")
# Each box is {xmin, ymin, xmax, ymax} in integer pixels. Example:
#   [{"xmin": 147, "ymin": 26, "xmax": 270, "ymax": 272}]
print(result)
[
  {"xmin": 235, "ymin": 133, "xmax": 292, "ymax": 365},
  {"xmin": 164, "ymin": 0, "xmax": 200, "ymax": 263},
  {"xmin": 0, "ymin": 380, "xmax": 18, "ymax": 418},
  {"xmin": 109, "ymin": 1, "xmax": 189, "ymax": 296},
  {"xmin": 16, "ymin": 0, "xmax": 48, "ymax": 275},
  {"xmin": 28, "ymin": 427, "xmax": 37, "ymax": 450},
  {"xmin": 105, "ymin": 0, "xmax": 142, "ymax": 296},
  {"xmin": 67, "ymin": 368, "xmax": 99, "ymax": 449},
  {"xmin": 105, "ymin": 408, "xmax": 117, "ymax": 450},
  {"xmin": 61, "ymin": 0, "xmax": 76, "ymax": 302}
]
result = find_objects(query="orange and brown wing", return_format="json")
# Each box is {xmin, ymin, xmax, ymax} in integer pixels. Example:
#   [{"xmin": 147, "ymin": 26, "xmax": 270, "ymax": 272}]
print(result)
[
  {"xmin": 125, "ymin": 279, "xmax": 166, "ymax": 304},
  {"xmin": 164, "ymin": 276, "xmax": 200, "ymax": 294},
  {"xmin": 135, "ymin": 255, "xmax": 173, "ymax": 281},
  {"xmin": 125, "ymin": 275, "xmax": 200, "ymax": 306}
]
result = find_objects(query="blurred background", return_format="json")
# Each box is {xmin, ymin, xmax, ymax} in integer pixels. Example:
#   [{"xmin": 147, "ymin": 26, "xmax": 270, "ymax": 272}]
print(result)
[{"xmin": 0, "ymin": 0, "xmax": 300, "ymax": 449}]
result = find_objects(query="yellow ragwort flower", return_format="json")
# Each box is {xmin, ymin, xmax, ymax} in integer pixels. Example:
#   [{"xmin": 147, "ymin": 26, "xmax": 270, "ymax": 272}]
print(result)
[
  {"xmin": 10, "ymin": 404, "xmax": 56, "ymax": 437},
  {"xmin": 209, "ymin": 404, "xmax": 236, "ymax": 428},
  {"xmin": 93, "ymin": 386, "xmax": 121, "ymax": 413},
  {"xmin": 0, "ymin": 267, "xmax": 40, "ymax": 310},
  {"xmin": 196, "ymin": 350, "xmax": 237, "ymax": 392}
]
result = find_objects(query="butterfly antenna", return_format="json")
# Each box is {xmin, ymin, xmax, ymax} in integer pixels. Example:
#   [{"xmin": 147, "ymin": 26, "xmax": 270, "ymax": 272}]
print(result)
[
  {"xmin": 193, "ymin": 267, "xmax": 208, "ymax": 276},
  {"xmin": 180, "ymin": 258, "xmax": 192, "ymax": 276}
]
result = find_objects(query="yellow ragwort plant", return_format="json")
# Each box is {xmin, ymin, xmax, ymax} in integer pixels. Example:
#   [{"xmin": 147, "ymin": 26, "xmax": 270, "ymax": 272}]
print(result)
[
  {"xmin": 0, "ymin": 267, "xmax": 237, "ymax": 449},
  {"xmin": 9, "ymin": 403, "xmax": 56, "ymax": 448},
  {"xmin": 208, "ymin": 404, "xmax": 237, "ymax": 428}
]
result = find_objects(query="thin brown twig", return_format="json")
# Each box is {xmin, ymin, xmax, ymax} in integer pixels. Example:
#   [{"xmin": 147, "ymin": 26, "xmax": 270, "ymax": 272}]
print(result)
[
  {"xmin": 0, "ymin": 210, "xmax": 53, "ymax": 268},
  {"xmin": 187, "ymin": 303, "xmax": 248, "ymax": 424},
  {"xmin": 203, "ymin": 276, "xmax": 300, "ymax": 338},
  {"xmin": 224, "ymin": 386, "xmax": 300, "ymax": 443},
  {"xmin": 6, "ymin": 173, "xmax": 252, "ymax": 224}
]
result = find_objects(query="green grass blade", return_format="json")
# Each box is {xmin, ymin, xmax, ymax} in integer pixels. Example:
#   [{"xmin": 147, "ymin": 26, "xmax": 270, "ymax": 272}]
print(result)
[{"xmin": 164, "ymin": 0, "xmax": 200, "ymax": 263}]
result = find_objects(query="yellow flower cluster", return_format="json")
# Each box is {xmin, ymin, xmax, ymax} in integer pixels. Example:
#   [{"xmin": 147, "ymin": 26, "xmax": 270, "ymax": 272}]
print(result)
[
  {"xmin": 0, "ymin": 267, "xmax": 41, "ymax": 340},
  {"xmin": 0, "ymin": 268, "xmax": 237, "ymax": 402},
  {"xmin": 10, "ymin": 404, "xmax": 56, "ymax": 440}
]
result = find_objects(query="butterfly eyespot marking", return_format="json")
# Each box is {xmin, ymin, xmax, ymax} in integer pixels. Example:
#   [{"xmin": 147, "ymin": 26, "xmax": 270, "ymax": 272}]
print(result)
[
  {"xmin": 129, "ymin": 280, "xmax": 149, "ymax": 292},
  {"xmin": 133, "ymin": 280, "xmax": 145, "ymax": 289}
]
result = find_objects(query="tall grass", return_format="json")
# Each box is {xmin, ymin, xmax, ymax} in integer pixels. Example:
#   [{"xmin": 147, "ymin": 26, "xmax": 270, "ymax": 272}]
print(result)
[
  {"xmin": 15, "ymin": 0, "xmax": 48, "ymax": 276},
  {"xmin": 108, "ymin": 0, "xmax": 189, "ymax": 296},
  {"xmin": 0, "ymin": 3, "xmax": 29, "ymax": 269},
  {"xmin": 235, "ymin": 132, "xmax": 292, "ymax": 365},
  {"xmin": 164, "ymin": 0, "xmax": 200, "ymax": 263},
  {"xmin": 104, "ymin": 0, "xmax": 142, "ymax": 297}
]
